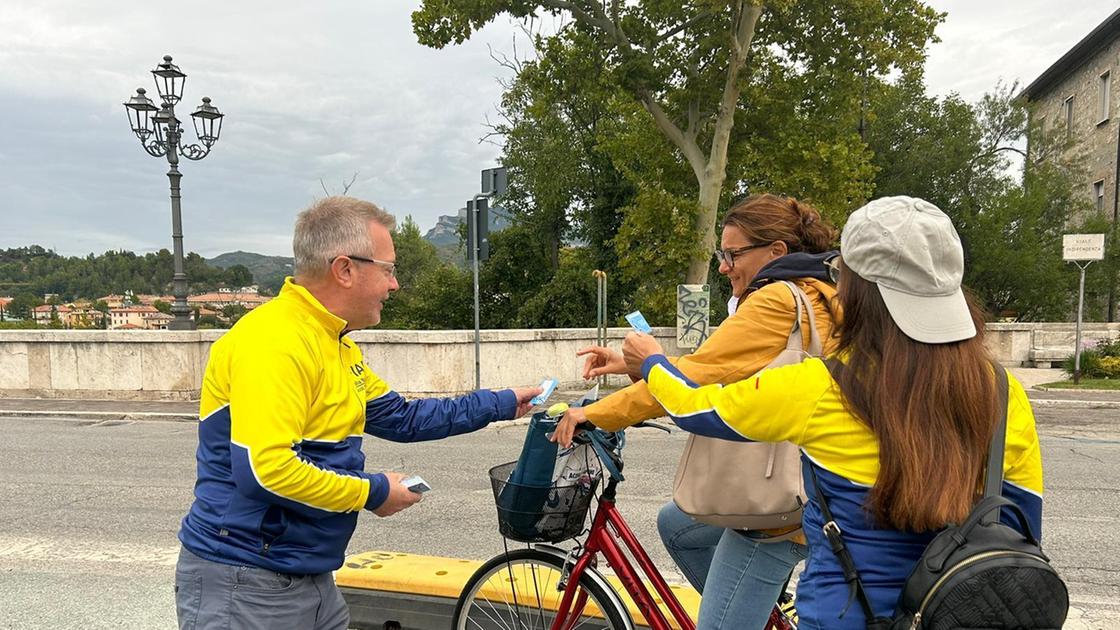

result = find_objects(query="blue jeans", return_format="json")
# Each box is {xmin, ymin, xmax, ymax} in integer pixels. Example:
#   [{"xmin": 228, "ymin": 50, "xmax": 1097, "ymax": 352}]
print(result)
[{"xmin": 658, "ymin": 501, "xmax": 807, "ymax": 630}]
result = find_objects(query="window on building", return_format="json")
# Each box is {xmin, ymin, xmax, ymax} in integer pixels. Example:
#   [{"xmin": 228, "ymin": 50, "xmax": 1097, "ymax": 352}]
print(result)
[
  {"xmin": 1094, "ymin": 180, "xmax": 1105, "ymax": 213},
  {"xmin": 1064, "ymin": 95, "xmax": 1075, "ymax": 141},
  {"xmin": 1100, "ymin": 71, "xmax": 1111, "ymax": 123}
]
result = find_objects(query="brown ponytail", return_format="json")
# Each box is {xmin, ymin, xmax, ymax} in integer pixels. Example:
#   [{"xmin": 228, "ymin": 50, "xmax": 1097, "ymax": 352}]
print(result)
[{"xmin": 722, "ymin": 194, "xmax": 837, "ymax": 253}]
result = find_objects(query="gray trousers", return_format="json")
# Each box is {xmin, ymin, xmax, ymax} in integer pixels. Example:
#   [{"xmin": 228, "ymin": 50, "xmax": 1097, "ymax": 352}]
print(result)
[{"xmin": 175, "ymin": 546, "xmax": 349, "ymax": 630}]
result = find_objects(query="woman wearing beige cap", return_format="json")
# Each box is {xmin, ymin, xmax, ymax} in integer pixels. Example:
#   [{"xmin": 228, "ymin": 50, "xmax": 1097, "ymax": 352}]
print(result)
[{"xmin": 621, "ymin": 196, "xmax": 1047, "ymax": 629}]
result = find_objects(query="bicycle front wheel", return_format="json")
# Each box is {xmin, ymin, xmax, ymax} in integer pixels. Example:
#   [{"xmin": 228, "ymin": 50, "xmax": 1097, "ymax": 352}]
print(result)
[{"xmin": 453, "ymin": 548, "xmax": 632, "ymax": 630}]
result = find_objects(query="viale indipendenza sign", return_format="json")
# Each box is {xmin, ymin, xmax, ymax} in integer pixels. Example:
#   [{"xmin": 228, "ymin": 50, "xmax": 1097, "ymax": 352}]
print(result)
[{"xmin": 1062, "ymin": 233, "xmax": 1105, "ymax": 261}]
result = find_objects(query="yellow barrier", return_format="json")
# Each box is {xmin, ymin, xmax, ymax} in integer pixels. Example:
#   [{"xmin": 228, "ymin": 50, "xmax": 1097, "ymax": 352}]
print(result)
[{"xmin": 337, "ymin": 550, "xmax": 701, "ymax": 627}]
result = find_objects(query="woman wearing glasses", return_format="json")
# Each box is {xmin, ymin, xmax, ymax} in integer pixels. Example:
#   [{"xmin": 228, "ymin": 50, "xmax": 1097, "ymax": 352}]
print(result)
[{"xmin": 552, "ymin": 193, "xmax": 839, "ymax": 630}]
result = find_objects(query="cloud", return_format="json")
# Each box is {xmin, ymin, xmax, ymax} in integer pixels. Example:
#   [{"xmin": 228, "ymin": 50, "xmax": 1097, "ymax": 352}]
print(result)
[
  {"xmin": 924, "ymin": 0, "xmax": 1118, "ymax": 101},
  {"xmin": 0, "ymin": 1, "xmax": 519, "ymax": 257},
  {"xmin": 1, "ymin": 0, "xmax": 1117, "ymax": 258}
]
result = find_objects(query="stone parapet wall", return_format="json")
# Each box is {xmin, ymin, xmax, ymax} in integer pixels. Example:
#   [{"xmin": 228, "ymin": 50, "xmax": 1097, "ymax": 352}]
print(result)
[
  {"xmin": 0, "ymin": 328, "xmax": 685, "ymax": 400},
  {"xmin": 2, "ymin": 324, "xmax": 1118, "ymax": 400}
]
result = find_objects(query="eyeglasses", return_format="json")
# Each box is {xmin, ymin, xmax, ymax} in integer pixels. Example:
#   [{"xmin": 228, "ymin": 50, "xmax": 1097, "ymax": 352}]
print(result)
[
  {"xmin": 825, "ymin": 255, "xmax": 841, "ymax": 284},
  {"xmin": 713, "ymin": 243, "xmax": 769, "ymax": 269},
  {"xmin": 334, "ymin": 255, "xmax": 397, "ymax": 278}
]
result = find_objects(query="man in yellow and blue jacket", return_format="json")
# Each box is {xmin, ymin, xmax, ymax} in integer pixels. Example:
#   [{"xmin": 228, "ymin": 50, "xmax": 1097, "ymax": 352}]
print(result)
[{"xmin": 175, "ymin": 196, "xmax": 540, "ymax": 630}]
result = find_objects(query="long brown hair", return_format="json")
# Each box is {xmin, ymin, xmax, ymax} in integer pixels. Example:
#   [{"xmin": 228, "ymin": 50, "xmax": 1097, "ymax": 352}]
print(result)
[
  {"xmin": 833, "ymin": 260, "xmax": 997, "ymax": 532},
  {"xmin": 722, "ymin": 194, "xmax": 836, "ymax": 254}
]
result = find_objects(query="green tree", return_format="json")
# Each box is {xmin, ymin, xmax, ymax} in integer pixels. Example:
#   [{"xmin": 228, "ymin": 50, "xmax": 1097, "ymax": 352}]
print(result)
[
  {"xmin": 196, "ymin": 314, "xmax": 223, "ymax": 329},
  {"xmin": 152, "ymin": 300, "xmax": 172, "ymax": 314},
  {"xmin": 7, "ymin": 293, "xmax": 42, "ymax": 320},
  {"xmin": 93, "ymin": 300, "xmax": 110, "ymax": 329},
  {"xmin": 480, "ymin": 28, "xmax": 645, "ymax": 325},
  {"xmin": 866, "ymin": 80, "xmax": 1089, "ymax": 320},
  {"xmin": 0, "ymin": 246, "xmax": 255, "ymax": 302},
  {"xmin": 415, "ymin": 0, "xmax": 942, "ymax": 288},
  {"xmin": 224, "ymin": 264, "xmax": 254, "ymax": 288},
  {"xmin": 221, "ymin": 304, "xmax": 249, "ymax": 326},
  {"xmin": 379, "ymin": 216, "xmax": 471, "ymax": 329}
]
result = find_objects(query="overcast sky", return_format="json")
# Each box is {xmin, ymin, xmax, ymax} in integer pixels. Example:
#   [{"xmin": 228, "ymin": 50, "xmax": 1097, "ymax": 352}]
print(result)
[{"xmin": 0, "ymin": 1, "xmax": 1116, "ymax": 258}]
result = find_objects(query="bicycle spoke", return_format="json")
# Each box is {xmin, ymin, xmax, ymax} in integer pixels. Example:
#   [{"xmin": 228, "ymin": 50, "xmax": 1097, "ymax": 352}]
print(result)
[
  {"xmin": 514, "ymin": 561, "xmax": 543, "ymax": 630},
  {"xmin": 567, "ymin": 588, "xmax": 606, "ymax": 630},
  {"xmin": 526, "ymin": 562, "xmax": 549, "ymax": 630},
  {"xmin": 471, "ymin": 588, "xmax": 516, "ymax": 630},
  {"xmin": 467, "ymin": 606, "xmax": 508, "ymax": 630},
  {"xmin": 471, "ymin": 570, "xmax": 524, "ymax": 630},
  {"xmin": 456, "ymin": 552, "xmax": 633, "ymax": 630},
  {"xmin": 499, "ymin": 566, "xmax": 530, "ymax": 630}
]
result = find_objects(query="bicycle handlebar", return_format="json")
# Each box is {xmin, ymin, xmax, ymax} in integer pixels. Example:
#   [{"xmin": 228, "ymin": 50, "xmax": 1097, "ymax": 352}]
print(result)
[{"xmin": 575, "ymin": 420, "xmax": 673, "ymax": 434}]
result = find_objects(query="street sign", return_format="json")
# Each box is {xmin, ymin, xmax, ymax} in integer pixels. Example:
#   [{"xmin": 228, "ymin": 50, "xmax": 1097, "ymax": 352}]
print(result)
[
  {"xmin": 1063, "ymin": 233, "xmax": 1106, "ymax": 384},
  {"xmin": 1063, "ymin": 233, "xmax": 1105, "ymax": 261},
  {"xmin": 465, "ymin": 198, "xmax": 490, "ymax": 262},
  {"xmin": 481, "ymin": 167, "xmax": 508, "ymax": 197}
]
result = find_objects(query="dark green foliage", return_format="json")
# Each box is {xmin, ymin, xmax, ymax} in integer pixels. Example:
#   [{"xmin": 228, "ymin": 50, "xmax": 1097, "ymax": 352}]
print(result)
[
  {"xmin": 1063, "ymin": 339, "xmax": 1120, "ymax": 378},
  {"xmin": 867, "ymin": 80, "xmax": 1094, "ymax": 321},
  {"xmin": 205, "ymin": 251, "xmax": 294, "ymax": 294},
  {"xmin": 0, "ymin": 246, "xmax": 263, "ymax": 302},
  {"xmin": 5, "ymin": 293, "xmax": 43, "ymax": 320},
  {"xmin": 379, "ymin": 216, "xmax": 474, "ymax": 330}
]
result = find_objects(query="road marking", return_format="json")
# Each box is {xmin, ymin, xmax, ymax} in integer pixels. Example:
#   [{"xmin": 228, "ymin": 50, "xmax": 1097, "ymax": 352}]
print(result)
[
  {"xmin": 1030, "ymin": 399, "xmax": 1120, "ymax": 409},
  {"xmin": 0, "ymin": 535, "xmax": 179, "ymax": 566}
]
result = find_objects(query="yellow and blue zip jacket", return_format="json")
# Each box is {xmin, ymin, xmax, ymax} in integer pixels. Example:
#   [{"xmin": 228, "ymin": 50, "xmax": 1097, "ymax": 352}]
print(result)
[
  {"xmin": 641, "ymin": 355, "xmax": 1043, "ymax": 630},
  {"xmin": 178, "ymin": 279, "xmax": 517, "ymax": 575}
]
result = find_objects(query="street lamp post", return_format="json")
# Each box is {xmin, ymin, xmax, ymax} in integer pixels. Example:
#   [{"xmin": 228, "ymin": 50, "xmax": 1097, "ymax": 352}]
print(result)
[{"xmin": 123, "ymin": 55, "xmax": 224, "ymax": 330}]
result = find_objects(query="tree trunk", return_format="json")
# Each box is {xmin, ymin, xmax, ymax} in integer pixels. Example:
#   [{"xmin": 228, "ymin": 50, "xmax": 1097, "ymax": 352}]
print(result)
[
  {"xmin": 682, "ymin": 2, "xmax": 762, "ymax": 286},
  {"xmin": 686, "ymin": 171, "xmax": 724, "ymax": 284}
]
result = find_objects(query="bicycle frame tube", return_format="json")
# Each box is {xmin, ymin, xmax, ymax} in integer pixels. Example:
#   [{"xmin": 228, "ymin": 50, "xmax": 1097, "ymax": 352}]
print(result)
[{"xmin": 550, "ymin": 498, "xmax": 695, "ymax": 630}]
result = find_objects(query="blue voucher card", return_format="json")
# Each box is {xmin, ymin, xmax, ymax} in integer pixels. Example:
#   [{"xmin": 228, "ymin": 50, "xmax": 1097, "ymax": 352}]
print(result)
[
  {"xmin": 625, "ymin": 310, "xmax": 652, "ymax": 333},
  {"xmin": 530, "ymin": 378, "xmax": 559, "ymax": 405}
]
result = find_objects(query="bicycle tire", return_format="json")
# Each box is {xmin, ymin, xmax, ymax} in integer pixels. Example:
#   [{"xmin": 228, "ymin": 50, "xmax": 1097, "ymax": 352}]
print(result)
[{"xmin": 453, "ymin": 548, "xmax": 633, "ymax": 630}]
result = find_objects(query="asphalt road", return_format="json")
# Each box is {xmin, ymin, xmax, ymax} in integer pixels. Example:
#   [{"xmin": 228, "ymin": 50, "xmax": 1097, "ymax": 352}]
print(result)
[{"xmin": 0, "ymin": 405, "xmax": 1117, "ymax": 629}]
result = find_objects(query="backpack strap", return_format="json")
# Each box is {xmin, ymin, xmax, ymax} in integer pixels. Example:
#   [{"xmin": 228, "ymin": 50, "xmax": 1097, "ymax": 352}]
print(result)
[
  {"xmin": 817, "ymin": 358, "xmax": 1013, "ymax": 626},
  {"xmin": 982, "ymin": 363, "xmax": 1010, "ymax": 508},
  {"xmin": 779, "ymin": 280, "xmax": 822, "ymax": 356},
  {"xmin": 806, "ymin": 462, "xmax": 886, "ymax": 626}
]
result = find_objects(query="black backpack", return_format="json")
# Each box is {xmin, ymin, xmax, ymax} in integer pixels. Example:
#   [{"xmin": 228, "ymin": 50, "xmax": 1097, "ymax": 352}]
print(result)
[{"xmin": 813, "ymin": 360, "xmax": 1069, "ymax": 630}]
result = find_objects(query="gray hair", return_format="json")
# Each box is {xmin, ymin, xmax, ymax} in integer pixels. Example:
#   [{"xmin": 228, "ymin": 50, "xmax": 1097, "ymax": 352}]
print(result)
[{"xmin": 293, "ymin": 196, "xmax": 396, "ymax": 279}]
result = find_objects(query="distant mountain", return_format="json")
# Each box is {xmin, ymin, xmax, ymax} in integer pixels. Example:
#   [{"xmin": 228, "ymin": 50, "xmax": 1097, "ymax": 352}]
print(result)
[
  {"xmin": 206, "ymin": 251, "xmax": 293, "ymax": 294},
  {"xmin": 422, "ymin": 207, "xmax": 513, "ymax": 266},
  {"xmin": 424, "ymin": 213, "xmax": 464, "ymax": 247},
  {"xmin": 423, "ymin": 206, "xmax": 512, "ymax": 247}
]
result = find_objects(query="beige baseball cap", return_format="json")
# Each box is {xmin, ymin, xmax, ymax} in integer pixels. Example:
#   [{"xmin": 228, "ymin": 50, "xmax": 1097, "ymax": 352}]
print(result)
[{"xmin": 841, "ymin": 196, "xmax": 976, "ymax": 344}]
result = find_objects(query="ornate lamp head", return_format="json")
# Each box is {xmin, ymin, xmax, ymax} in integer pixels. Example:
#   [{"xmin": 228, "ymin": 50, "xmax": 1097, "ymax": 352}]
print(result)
[
  {"xmin": 123, "ymin": 87, "xmax": 159, "ymax": 140},
  {"xmin": 190, "ymin": 97, "xmax": 224, "ymax": 148},
  {"xmin": 151, "ymin": 55, "xmax": 187, "ymax": 105}
]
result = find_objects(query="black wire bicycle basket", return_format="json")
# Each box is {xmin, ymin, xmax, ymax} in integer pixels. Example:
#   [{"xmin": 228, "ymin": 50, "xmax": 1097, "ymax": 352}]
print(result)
[{"xmin": 489, "ymin": 461, "xmax": 601, "ymax": 543}]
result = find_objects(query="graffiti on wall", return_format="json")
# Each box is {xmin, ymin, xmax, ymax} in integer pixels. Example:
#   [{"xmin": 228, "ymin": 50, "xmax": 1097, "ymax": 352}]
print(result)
[{"xmin": 676, "ymin": 284, "xmax": 710, "ymax": 349}]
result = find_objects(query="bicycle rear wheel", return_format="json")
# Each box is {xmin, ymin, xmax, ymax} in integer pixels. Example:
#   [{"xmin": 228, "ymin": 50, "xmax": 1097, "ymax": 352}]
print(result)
[{"xmin": 453, "ymin": 548, "xmax": 632, "ymax": 630}]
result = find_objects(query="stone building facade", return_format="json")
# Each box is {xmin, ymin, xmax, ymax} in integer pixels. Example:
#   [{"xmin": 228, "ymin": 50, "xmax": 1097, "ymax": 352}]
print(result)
[{"xmin": 1022, "ymin": 9, "xmax": 1120, "ymax": 221}]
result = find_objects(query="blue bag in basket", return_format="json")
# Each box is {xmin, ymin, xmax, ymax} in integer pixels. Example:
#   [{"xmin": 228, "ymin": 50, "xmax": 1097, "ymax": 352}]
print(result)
[
  {"xmin": 498, "ymin": 411, "xmax": 561, "ymax": 537},
  {"xmin": 496, "ymin": 386, "xmax": 621, "ymax": 540}
]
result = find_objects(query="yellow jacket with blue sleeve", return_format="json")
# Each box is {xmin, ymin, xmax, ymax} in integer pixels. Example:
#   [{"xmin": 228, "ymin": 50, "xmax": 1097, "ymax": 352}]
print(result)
[
  {"xmin": 641, "ymin": 354, "xmax": 1043, "ymax": 630},
  {"xmin": 178, "ymin": 279, "xmax": 517, "ymax": 575},
  {"xmin": 584, "ymin": 278, "xmax": 837, "ymax": 430}
]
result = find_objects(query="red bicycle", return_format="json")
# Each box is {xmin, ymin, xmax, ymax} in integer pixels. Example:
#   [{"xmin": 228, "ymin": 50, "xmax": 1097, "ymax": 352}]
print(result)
[{"xmin": 452, "ymin": 423, "xmax": 798, "ymax": 630}]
